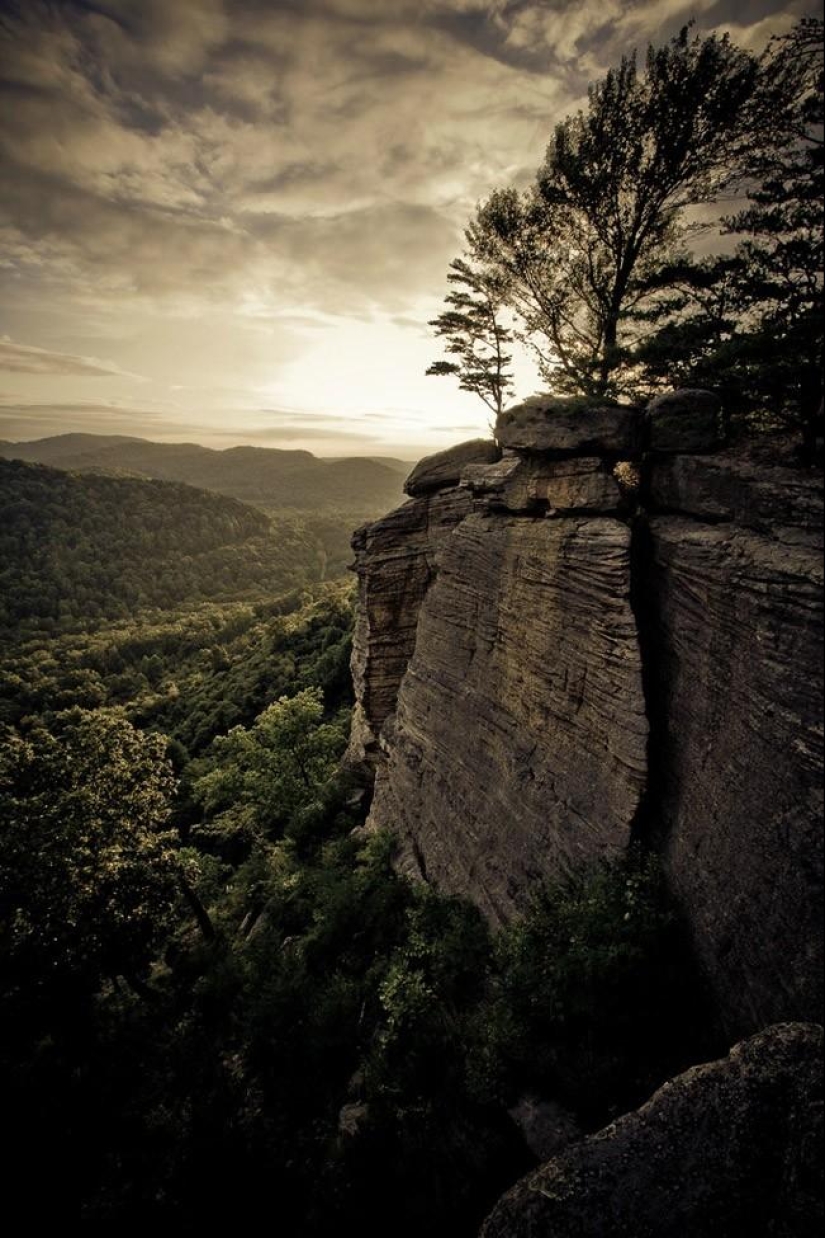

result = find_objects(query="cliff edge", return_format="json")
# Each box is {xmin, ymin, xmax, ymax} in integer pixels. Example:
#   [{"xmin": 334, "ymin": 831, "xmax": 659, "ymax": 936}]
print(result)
[{"xmin": 348, "ymin": 393, "xmax": 824, "ymax": 1040}]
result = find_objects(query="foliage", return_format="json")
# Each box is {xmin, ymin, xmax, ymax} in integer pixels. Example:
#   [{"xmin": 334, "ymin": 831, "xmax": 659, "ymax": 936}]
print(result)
[
  {"xmin": 0, "ymin": 709, "xmax": 186, "ymax": 994},
  {"xmin": 426, "ymin": 257, "xmax": 515, "ymax": 416},
  {"xmin": 473, "ymin": 851, "xmax": 702, "ymax": 1122},
  {"xmin": 1, "ymin": 673, "xmax": 713, "ymax": 1232},
  {"xmin": 466, "ymin": 26, "xmax": 758, "ymax": 400},
  {"xmin": 635, "ymin": 18, "xmax": 824, "ymax": 450},
  {"xmin": 0, "ymin": 458, "xmax": 324, "ymax": 636},
  {"xmin": 0, "ymin": 578, "xmax": 355, "ymax": 754},
  {"xmin": 192, "ymin": 686, "xmax": 349, "ymax": 852}
]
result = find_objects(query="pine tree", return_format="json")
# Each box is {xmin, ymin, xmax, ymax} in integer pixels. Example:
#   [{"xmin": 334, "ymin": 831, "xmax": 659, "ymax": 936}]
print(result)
[{"xmin": 426, "ymin": 257, "xmax": 514, "ymax": 417}]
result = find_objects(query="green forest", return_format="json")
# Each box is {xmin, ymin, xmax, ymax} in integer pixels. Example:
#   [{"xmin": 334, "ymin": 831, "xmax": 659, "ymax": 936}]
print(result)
[
  {"xmin": 0, "ymin": 449, "xmax": 715, "ymax": 1232},
  {"xmin": 0, "ymin": 458, "xmax": 328, "ymax": 635}
]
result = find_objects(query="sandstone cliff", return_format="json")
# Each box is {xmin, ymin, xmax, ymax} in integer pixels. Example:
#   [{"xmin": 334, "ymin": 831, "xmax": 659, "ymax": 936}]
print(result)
[{"xmin": 348, "ymin": 394, "xmax": 824, "ymax": 1039}]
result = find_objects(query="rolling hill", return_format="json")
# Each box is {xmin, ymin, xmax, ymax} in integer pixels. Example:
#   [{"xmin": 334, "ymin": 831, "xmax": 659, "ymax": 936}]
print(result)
[
  {"xmin": 0, "ymin": 458, "xmax": 324, "ymax": 636},
  {"xmin": 0, "ymin": 434, "xmax": 408, "ymax": 513}
]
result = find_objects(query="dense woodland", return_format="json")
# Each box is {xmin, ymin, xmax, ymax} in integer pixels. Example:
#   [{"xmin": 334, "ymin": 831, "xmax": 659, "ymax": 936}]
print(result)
[
  {"xmin": 0, "ymin": 445, "xmax": 715, "ymax": 1231},
  {"xmin": 0, "ymin": 458, "xmax": 327, "ymax": 635}
]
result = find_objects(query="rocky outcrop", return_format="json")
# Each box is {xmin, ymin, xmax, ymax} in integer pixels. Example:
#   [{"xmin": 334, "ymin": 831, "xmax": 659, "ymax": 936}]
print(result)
[
  {"xmin": 347, "ymin": 485, "xmax": 472, "ymax": 765},
  {"xmin": 481, "ymin": 1022, "xmax": 824, "ymax": 1238},
  {"xmin": 404, "ymin": 438, "xmax": 500, "ymax": 496},
  {"xmin": 496, "ymin": 395, "xmax": 641, "ymax": 455},
  {"xmin": 461, "ymin": 453, "xmax": 623, "ymax": 514},
  {"xmin": 348, "ymin": 406, "xmax": 824, "ymax": 1034}
]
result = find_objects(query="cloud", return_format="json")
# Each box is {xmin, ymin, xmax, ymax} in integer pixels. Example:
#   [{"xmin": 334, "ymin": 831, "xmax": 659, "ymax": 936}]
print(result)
[
  {"xmin": 0, "ymin": 0, "xmax": 807, "ymax": 453},
  {"xmin": 0, "ymin": 401, "xmax": 197, "ymax": 442},
  {"xmin": 0, "ymin": 338, "xmax": 144, "ymax": 379}
]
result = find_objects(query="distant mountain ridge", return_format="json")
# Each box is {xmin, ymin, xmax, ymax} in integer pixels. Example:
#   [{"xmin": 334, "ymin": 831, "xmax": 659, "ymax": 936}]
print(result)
[{"xmin": 0, "ymin": 433, "xmax": 408, "ymax": 513}]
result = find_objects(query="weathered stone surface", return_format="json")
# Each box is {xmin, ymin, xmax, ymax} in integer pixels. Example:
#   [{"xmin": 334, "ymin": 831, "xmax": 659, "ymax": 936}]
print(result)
[
  {"xmin": 482, "ymin": 1022, "xmax": 824, "ymax": 1238},
  {"xmin": 346, "ymin": 487, "xmax": 472, "ymax": 766},
  {"xmin": 496, "ymin": 395, "xmax": 641, "ymax": 455},
  {"xmin": 349, "ymin": 435, "xmax": 823, "ymax": 1039},
  {"xmin": 647, "ymin": 388, "xmax": 724, "ymax": 453},
  {"xmin": 650, "ymin": 447, "xmax": 824, "ymax": 548},
  {"xmin": 403, "ymin": 438, "xmax": 500, "ymax": 497},
  {"xmin": 365, "ymin": 513, "xmax": 648, "ymax": 920},
  {"xmin": 646, "ymin": 512, "xmax": 824, "ymax": 1035},
  {"xmin": 507, "ymin": 1096, "xmax": 581, "ymax": 1162},
  {"xmin": 461, "ymin": 455, "xmax": 622, "ymax": 514}
]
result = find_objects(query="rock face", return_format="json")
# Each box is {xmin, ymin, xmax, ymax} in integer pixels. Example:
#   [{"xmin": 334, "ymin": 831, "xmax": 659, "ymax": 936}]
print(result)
[
  {"xmin": 347, "ymin": 485, "xmax": 472, "ymax": 766},
  {"xmin": 369, "ymin": 511, "xmax": 648, "ymax": 919},
  {"xmin": 461, "ymin": 454, "xmax": 623, "ymax": 514},
  {"xmin": 646, "ymin": 450, "xmax": 824, "ymax": 1037},
  {"xmin": 496, "ymin": 395, "xmax": 642, "ymax": 455},
  {"xmin": 348, "ymin": 401, "xmax": 824, "ymax": 1034},
  {"xmin": 481, "ymin": 1022, "xmax": 824, "ymax": 1238}
]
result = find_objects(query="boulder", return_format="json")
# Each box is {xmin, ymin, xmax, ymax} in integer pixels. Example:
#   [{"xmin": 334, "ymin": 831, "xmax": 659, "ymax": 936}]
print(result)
[
  {"xmin": 495, "ymin": 396, "xmax": 642, "ymax": 455},
  {"xmin": 647, "ymin": 388, "xmax": 723, "ymax": 453},
  {"xmin": 482, "ymin": 1022, "xmax": 824, "ymax": 1238},
  {"xmin": 403, "ymin": 438, "xmax": 500, "ymax": 496}
]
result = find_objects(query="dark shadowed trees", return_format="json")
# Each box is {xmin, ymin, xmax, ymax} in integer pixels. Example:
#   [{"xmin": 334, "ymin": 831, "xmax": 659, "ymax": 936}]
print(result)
[
  {"xmin": 636, "ymin": 18, "xmax": 824, "ymax": 451},
  {"xmin": 0, "ymin": 711, "xmax": 187, "ymax": 994},
  {"xmin": 462, "ymin": 27, "xmax": 759, "ymax": 400}
]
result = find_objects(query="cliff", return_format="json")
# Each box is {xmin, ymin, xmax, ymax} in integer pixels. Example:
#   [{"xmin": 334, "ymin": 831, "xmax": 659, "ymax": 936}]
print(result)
[{"xmin": 348, "ymin": 393, "xmax": 824, "ymax": 1041}]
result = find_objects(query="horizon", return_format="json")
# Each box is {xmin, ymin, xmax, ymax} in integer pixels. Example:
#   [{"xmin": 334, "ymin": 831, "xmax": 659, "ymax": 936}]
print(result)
[
  {"xmin": 0, "ymin": 0, "xmax": 811, "ymax": 456},
  {"xmin": 0, "ymin": 426, "xmax": 419, "ymax": 463}
]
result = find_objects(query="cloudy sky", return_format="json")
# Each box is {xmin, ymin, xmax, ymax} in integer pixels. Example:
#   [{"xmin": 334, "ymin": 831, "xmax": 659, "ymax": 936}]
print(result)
[{"xmin": 0, "ymin": 0, "xmax": 811, "ymax": 456}]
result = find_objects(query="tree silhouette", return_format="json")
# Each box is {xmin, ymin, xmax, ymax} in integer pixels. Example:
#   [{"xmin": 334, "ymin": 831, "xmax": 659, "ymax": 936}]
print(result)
[
  {"xmin": 427, "ymin": 257, "xmax": 515, "ymax": 416},
  {"xmin": 468, "ymin": 27, "xmax": 758, "ymax": 400}
]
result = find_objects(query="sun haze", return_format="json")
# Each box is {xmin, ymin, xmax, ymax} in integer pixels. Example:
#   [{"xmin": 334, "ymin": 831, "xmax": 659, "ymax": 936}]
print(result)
[{"xmin": 0, "ymin": 0, "xmax": 806, "ymax": 457}]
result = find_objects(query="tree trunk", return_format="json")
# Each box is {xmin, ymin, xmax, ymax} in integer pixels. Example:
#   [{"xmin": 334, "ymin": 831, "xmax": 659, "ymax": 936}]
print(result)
[{"xmin": 178, "ymin": 874, "xmax": 216, "ymax": 943}]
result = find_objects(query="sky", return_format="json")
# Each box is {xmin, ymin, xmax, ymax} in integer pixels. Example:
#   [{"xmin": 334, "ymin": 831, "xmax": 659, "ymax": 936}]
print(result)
[{"xmin": 0, "ymin": 0, "xmax": 812, "ymax": 457}]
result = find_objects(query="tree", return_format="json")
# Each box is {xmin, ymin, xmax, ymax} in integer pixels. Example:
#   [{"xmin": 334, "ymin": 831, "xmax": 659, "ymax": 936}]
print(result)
[
  {"xmin": 0, "ymin": 710, "xmax": 194, "ymax": 994},
  {"xmin": 427, "ymin": 257, "xmax": 515, "ymax": 416},
  {"xmin": 635, "ymin": 18, "xmax": 824, "ymax": 452},
  {"xmin": 468, "ymin": 27, "xmax": 758, "ymax": 400},
  {"xmin": 192, "ymin": 687, "xmax": 348, "ymax": 849}
]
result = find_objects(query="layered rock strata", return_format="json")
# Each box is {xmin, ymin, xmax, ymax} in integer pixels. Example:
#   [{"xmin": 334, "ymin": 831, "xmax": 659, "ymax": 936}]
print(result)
[
  {"xmin": 348, "ymin": 392, "xmax": 824, "ymax": 1033},
  {"xmin": 370, "ymin": 511, "xmax": 648, "ymax": 919},
  {"xmin": 347, "ymin": 485, "xmax": 473, "ymax": 766},
  {"xmin": 646, "ymin": 449, "xmax": 824, "ymax": 1036},
  {"xmin": 481, "ymin": 1022, "xmax": 824, "ymax": 1238}
]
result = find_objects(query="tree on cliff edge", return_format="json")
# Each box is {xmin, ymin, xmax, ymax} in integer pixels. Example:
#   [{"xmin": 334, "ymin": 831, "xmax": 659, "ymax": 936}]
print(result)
[
  {"xmin": 426, "ymin": 257, "xmax": 515, "ymax": 417},
  {"xmin": 635, "ymin": 18, "xmax": 824, "ymax": 452},
  {"xmin": 457, "ymin": 26, "xmax": 758, "ymax": 401}
]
